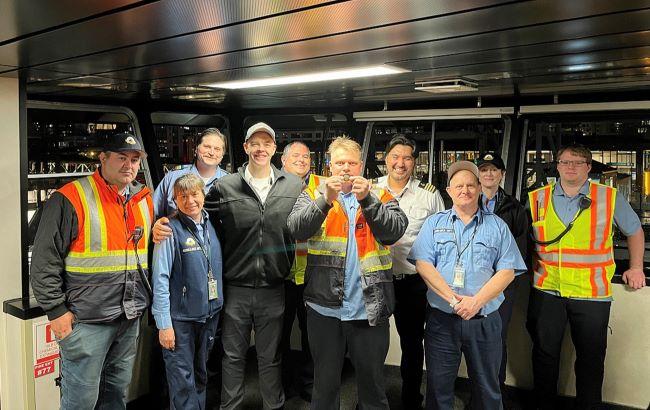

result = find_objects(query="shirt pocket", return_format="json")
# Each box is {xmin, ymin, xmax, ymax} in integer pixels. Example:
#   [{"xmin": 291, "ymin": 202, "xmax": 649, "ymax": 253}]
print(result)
[
  {"xmin": 433, "ymin": 232, "xmax": 456, "ymax": 264},
  {"xmin": 472, "ymin": 239, "xmax": 499, "ymax": 270}
]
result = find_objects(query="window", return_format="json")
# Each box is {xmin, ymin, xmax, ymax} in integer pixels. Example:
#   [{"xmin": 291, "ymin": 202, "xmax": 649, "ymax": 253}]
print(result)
[{"xmin": 151, "ymin": 112, "xmax": 231, "ymax": 173}]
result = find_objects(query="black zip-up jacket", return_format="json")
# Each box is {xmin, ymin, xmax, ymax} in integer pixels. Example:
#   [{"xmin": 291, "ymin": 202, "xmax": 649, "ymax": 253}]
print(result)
[
  {"xmin": 482, "ymin": 187, "xmax": 529, "ymax": 288},
  {"xmin": 204, "ymin": 164, "xmax": 302, "ymax": 288}
]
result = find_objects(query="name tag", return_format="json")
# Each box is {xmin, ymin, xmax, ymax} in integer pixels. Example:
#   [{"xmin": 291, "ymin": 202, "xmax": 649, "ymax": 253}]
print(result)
[
  {"xmin": 434, "ymin": 228, "xmax": 454, "ymax": 233},
  {"xmin": 452, "ymin": 263, "xmax": 465, "ymax": 289},
  {"xmin": 208, "ymin": 278, "xmax": 219, "ymax": 300}
]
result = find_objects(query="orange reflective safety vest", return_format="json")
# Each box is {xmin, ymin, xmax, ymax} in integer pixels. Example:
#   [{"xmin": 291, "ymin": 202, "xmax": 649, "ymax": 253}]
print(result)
[
  {"xmin": 290, "ymin": 173, "xmax": 322, "ymax": 285},
  {"xmin": 59, "ymin": 170, "xmax": 153, "ymax": 275},
  {"xmin": 529, "ymin": 181, "xmax": 616, "ymax": 298},
  {"xmin": 307, "ymin": 187, "xmax": 393, "ymax": 281}
]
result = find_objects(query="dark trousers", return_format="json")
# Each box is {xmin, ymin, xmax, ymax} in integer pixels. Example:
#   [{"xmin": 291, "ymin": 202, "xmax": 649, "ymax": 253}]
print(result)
[
  {"xmin": 526, "ymin": 289, "xmax": 611, "ymax": 409},
  {"xmin": 306, "ymin": 306, "xmax": 390, "ymax": 410},
  {"xmin": 221, "ymin": 285, "xmax": 285, "ymax": 410},
  {"xmin": 393, "ymin": 274, "xmax": 428, "ymax": 408},
  {"xmin": 498, "ymin": 281, "xmax": 518, "ymax": 387},
  {"xmin": 162, "ymin": 313, "xmax": 220, "ymax": 410},
  {"xmin": 425, "ymin": 308, "xmax": 502, "ymax": 410},
  {"xmin": 280, "ymin": 281, "xmax": 313, "ymax": 395}
]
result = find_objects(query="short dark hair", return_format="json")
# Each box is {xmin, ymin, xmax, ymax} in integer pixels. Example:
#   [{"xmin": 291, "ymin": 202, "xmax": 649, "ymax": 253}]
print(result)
[
  {"xmin": 384, "ymin": 134, "xmax": 417, "ymax": 158},
  {"xmin": 196, "ymin": 128, "xmax": 227, "ymax": 150},
  {"xmin": 557, "ymin": 144, "xmax": 592, "ymax": 164}
]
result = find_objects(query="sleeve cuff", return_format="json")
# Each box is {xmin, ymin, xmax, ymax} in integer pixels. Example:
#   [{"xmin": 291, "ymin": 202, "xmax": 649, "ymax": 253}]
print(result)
[
  {"xmin": 46, "ymin": 304, "xmax": 69, "ymax": 321},
  {"xmin": 154, "ymin": 313, "xmax": 173, "ymax": 330},
  {"xmin": 315, "ymin": 196, "xmax": 333, "ymax": 213}
]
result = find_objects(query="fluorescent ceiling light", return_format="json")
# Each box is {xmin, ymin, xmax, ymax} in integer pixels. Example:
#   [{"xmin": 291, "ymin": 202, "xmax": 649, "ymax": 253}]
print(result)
[{"xmin": 205, "ymin": 65, "xmax": 406, "ymax": 89}]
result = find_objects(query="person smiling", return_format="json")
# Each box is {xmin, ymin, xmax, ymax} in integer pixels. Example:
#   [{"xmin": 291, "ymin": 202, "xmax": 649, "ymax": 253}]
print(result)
[
  {"xmin": 152, "ymin": 173, "xmax": 223, "ymax": 409},
  {"xmin": 409, "ymin": 160, "xmax": 526, "ymax": 410},
  {"xmin": 476, "ymin": 151, "xmax": 528, "ymax": 406},
  {"xmin": 155, "ymin": 122, "xmax": 303, "ymax": 409},
  {"xmin": 373, "ymin": 134, "xmax": 445, "ymax": 409},
  {"xmin": 153, "ymin": 127, "xmax": 229, "ymax": 219}
]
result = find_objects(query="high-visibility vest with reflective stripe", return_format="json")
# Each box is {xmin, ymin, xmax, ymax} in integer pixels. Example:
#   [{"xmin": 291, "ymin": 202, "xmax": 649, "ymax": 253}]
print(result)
[
  {"xmin": 290, "ymin": 174, "xmax": 322, "ymax": 285},
  {"xmin": 59, "ymin": 170, "xmax": 153, "ymax": 275},
  {"xmin": 528, "ymin": 182, "xmax": 616, "ymax": 298},
  {"xmin": 307, "ymin": 187, "xmax": 393, "ymax": 278}
]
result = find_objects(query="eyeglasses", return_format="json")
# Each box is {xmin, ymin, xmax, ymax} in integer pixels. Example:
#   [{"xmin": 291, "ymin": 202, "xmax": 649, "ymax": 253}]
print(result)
[{"xmin": 557, "ymin": 160, "xmax": 589, "ymax": 167}]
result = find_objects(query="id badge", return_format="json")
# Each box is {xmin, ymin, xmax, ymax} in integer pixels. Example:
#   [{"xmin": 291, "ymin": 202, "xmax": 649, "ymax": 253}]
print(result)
[
  {"xmin": 208, "ymin": 279, "xmax": 219, "ymax": 300},
  {"xmin": 452, "ymin": 263, "xmax": 465, "ymax": 289}
]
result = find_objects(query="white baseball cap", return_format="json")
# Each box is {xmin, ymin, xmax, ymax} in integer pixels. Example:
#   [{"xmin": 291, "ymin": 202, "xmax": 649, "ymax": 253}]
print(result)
[{"xmin": 245, "ymin": 122, "xmax": 276, "ymax": 142}]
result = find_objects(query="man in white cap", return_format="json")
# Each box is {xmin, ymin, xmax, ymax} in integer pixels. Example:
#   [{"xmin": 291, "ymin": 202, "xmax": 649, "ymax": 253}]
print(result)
[
  {"xmin": 408, "ymin": 160, "xmax": 527, "ymax": 410},
  {"xmin": 153, "ymin": 122, "xmax": 302, "ymax": 410}
]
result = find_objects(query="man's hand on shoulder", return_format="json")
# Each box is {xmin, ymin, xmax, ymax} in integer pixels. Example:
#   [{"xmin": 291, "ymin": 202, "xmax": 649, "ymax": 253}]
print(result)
[{"xmin": 152, "ymin": 217, "xmax": 172, "ymax": 243}]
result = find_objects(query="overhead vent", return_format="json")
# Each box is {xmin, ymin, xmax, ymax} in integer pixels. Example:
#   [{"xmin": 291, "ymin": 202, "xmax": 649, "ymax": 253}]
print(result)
[{"xmin": 415, "ymin": 78, "xmax": 478, "ymax": 94}]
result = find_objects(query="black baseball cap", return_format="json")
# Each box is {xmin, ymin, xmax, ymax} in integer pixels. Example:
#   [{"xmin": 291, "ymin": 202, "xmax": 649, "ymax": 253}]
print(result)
[
  {"xmin": 476, "ymin": 152, "xmax": 505, "ymax": 170},
  {"xmin": 103, "ymin": 132, "xmax": 146, "ymax": 156}
]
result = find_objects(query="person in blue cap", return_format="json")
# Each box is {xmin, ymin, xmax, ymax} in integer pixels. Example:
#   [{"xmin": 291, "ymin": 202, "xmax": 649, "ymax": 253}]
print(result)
[{"xmin": 408, "ymin": 160, "xmax": 527, "ymax": 410}]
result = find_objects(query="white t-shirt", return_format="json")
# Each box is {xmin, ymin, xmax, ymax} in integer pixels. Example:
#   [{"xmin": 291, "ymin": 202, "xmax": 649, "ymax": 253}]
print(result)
[{"xmin": 244, "ymin": 165, "xmax": 275, "ymax": 204}]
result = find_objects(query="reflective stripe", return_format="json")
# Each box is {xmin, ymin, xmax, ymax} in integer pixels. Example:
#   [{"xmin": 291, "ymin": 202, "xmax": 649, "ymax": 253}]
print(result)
[
  {"xmin": 138, "ymin": 197, "xmax": 151, "ymax": 247},
  {"xmin": 308, "ymin": 237, "xmax": 347, "ymax": 257},
  {"xmin": 73, "ymin": 178, "xmax": 104, "ymax": 252},
  {"xmin": 537, "ymin": 248, "xmax": 613, "ymax": 265},
  {"xmin": 589, "ymin": 266, "xmax": 609, "ymax": 297},
  {"xmin": 65, "ymin": 252, "xmax": 148, "ymax": 274},
  {"xmin": 359, "ymin": 250, "xmax": 392, "ymax": 274}
]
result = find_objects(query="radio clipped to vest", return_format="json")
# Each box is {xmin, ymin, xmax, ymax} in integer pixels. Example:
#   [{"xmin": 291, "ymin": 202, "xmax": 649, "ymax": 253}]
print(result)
[
  {"xmin": 130, "ymin": 226, "xmax": 153, "ymax": 298},
  {"xmin": 531, "ymin": 196, "xmax": 592, "ymax": 246}
]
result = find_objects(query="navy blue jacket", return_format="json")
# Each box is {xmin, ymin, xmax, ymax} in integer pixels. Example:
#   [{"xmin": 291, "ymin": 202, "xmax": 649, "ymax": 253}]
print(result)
[{"xmin": 167, "ymin": 213, "xmax": 223, "ymax": 321}]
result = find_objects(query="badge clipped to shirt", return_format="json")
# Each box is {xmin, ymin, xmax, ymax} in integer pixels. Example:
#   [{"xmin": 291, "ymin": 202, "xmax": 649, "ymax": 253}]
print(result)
[
  {"xmin": 208, "ymin": 271, "xmax": 219, "ymax": 300},
  {"xmin": 452, "ymin": 262, "xmax": 466, "ymax": 289}
]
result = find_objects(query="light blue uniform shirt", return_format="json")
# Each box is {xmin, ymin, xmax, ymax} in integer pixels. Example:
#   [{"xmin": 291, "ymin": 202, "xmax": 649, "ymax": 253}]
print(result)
[
  {"xmin": 153, "ymin": 164, "xmax": 228, "ymax": 219},
  {"xmin": 553, "ymin": 180, "xmax": 641, "ymax": 236},
  {"xmin": 307, "ymin": 192, "xmax": 367, "ymax": 321},
  {"xmin": 151, "ymin": 211, "xmax": 209, "ymax": 330},
  {"xmin": 408, "ymin": 208, "xmax": 527, "ymax": 315},
  {"xmin": 482, "ymin": 191, "xmax": 500, "ymax": 213}
]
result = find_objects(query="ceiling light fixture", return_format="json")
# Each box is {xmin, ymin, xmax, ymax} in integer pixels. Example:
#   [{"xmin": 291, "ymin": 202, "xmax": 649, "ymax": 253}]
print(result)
[{"xmin": 205, "ymin": 65, "xmax": 407, "ymax": 89}]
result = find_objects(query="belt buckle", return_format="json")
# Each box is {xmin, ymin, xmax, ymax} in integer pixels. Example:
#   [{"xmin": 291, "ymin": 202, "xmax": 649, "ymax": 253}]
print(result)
[{"xmin": 393, "ymin": 274, "xmax": 406, "ymax": 280}]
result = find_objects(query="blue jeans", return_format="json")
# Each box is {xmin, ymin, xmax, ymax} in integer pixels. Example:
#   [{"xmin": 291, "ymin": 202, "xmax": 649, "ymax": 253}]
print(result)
[
  {"xmin": 424, "ymin": 308, "xmax": 502, "ymax": 410},
  {"xmin": 57, "ymin": 318, "xmax": 140, "ymax": 410},
  {"xmin": 162, "ymin": 312, "xmax": 220, "ymax": 410}
]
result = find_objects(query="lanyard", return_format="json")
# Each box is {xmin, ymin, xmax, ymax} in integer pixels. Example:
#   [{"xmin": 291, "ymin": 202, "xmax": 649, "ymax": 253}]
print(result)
[
  {"xmin": 449, "ymin": 213, "xmax": 479, "ymax": 264},
  {"xmin": 180, "ymin": 217, "xmax": 214, "ymax": 280}
]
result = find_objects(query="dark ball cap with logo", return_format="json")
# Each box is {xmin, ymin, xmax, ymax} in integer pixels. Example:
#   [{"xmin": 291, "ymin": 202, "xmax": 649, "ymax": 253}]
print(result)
[
  {"xmin": 477, "ymin": 152, "xmax": 505, "ymax": 170},
  {"xmin": 103, "ymin": 132, "xmax": 146, "ymax": 156}
]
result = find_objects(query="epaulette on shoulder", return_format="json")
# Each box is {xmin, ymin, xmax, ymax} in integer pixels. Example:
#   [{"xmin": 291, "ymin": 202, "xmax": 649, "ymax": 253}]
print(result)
[{"xmin": 418, "ymin": 181, "xmax": 437, "ymax": 193}]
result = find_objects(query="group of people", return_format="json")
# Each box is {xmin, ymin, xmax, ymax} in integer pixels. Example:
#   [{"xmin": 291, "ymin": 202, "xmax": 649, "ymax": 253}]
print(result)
[{"xmin": 30, "ymin": 122, "xmax": 646, "ymax": 410}]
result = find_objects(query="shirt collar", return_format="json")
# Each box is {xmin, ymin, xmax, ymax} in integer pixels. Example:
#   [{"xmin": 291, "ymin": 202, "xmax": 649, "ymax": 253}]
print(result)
[
  {"xmin": 554, "ymin": 179, "xmax": 590, "ymax": 197},
  {"xmin": 450, "ymin": 206, "xmax": 483, "ymax": 224},
  {"xmin": 244, "ymin": 165, "xmax": 275, "ymax": 185},
  {"xmin": 378, "ymin": 175, "xmax": 417, "ymax": 197}
]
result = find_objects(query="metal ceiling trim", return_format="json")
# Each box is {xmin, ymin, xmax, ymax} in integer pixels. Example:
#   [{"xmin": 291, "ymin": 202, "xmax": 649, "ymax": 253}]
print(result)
[
  {"xmin": 353, "ymin": 107, "xmax": 514, "ymax": 121},
  {"xmin": 520, "ymin": 101, "xmax": 650, "ymax": 113}
]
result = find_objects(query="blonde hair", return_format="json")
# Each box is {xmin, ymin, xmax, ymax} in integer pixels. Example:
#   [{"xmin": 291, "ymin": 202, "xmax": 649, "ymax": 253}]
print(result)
[
  {"xmin": 327, "ymin": 137, "xmax": 362, "ymax": 158},
  {"xmin": 173, "ymin": 173, "xmax": 205, "ymax": 198}
]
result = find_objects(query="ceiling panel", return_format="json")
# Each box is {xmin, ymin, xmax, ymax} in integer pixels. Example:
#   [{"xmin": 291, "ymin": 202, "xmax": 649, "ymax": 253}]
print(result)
[
  {"xmin": 12, "ymin": 0, "xmax": 650, "ymax": 107},
  {"xmin": 0, "ymin": 0, "xmax": 142, "ymax": 43},
  {"xmin": 28, "ymin": 0, "xmax": 508, "ymax": 77},
  {"xmin": 26, "ymin": 0, "xmax": 649, "ymax": 83},
  {"xmin": 0, "ymin": 0, "xmax": 337, "ymax": 67}
]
